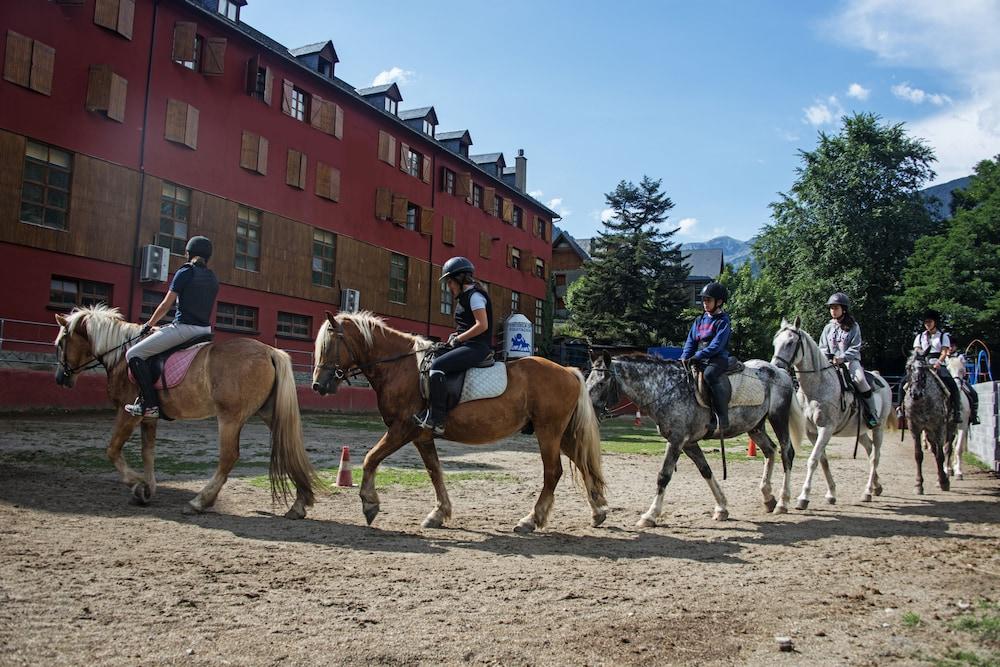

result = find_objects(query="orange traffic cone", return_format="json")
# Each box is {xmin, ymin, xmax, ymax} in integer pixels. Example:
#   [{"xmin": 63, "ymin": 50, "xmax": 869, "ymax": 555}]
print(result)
[
  {"xmin": 747, "ymin": 437, "xmax": 757, "ymax": 457},
  {"xmin": 335, "ymin": 446, "xmax": 354, "ymax": 487},
  {"xmin": 634, "ymin": 410, "xmax": 642, "ymax": 426}
]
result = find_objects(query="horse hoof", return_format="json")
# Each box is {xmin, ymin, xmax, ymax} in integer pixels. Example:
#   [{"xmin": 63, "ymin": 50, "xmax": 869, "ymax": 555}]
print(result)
[
  {"xmin": 636, "ymin": 516, "xmax": 656, "ymax": 528},
  {"xmin": 713, "ymin": 509, "xmax": 729, "ymax": 521},
  {"xmin": 362, "ymin": 503, "xmax": 380, "ymax": 526},
  {"xmin": 421, "ymin": 514, "xmax": 443, "ymax": 529},
  {"xmin": 774, "ymin": 504, "xmax": 788, "ymax": 515},
  {"xmin": 130, "ymin": 482, "xmax": 151, "ymax": 506},
  {"xmin": 826, "ymin": 496, "xmax": 837, "ymax": 505},
  {"xmin": 284, "ymin": 507, "xmax": 306, "ymax": 520},
  {"xmin": 940, "ymin": 482, "xmax": 950, "ymax": 492},
  {"xmin": 764, "ymin": 497, "xmax": 778, "ymax": 513},
  {"xmin": 915, "ymin": 486, "xmax": 924, "ymax": 496},
  {"xmin": 861, "ymin": 494, "xmax": 872, "ymax": 503},
  {"xmin": 796, "ymin": 499, "xmax": 809, "ymax": 510},
  {"xmin": 182, "ymin": 502, "xmax": 203, "ymax": 515},
  {"xmin": 513, "ymin": 520, "xmax": 536, "ymax": 533},
  {"xmin": 956, "ymin": 473, "xmax": 964, "ymax": 481},
  {"xmin": 592, "ymin": 509, "xmax": 608, "ymax": 528},
  {"xmin": 874, "ymin": 486, "xmax": 884, "ymax": 496}
]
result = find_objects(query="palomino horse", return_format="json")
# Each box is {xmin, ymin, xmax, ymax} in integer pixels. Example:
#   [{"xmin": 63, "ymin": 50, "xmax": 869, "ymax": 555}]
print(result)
[
  {"xmin": 311, "ymin": 311, "xmax": 607, "ymax": 532},
  {"xmin": 54, "ymin": 305, "xmax": 318, "ymax": 517},
  {"xmin": 586, "ymin": 352, "xmax": 802, "ymax": 525},
  {"xmin": 944, "ymin": 355, "xmax": 973, "ymax": 481},
  {"xmin": 771, "ymin": 318, "xmax": 895, "ymax": 508},
  {"xmin": 903, "ymin": 352, "xmax": 953, "ymax": 494}
]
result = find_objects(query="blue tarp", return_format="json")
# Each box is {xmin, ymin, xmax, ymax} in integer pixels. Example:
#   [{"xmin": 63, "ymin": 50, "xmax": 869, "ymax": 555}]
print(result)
[{"xmin": 647, "ymin": 346, "xmax": 683, "ymax": 360}]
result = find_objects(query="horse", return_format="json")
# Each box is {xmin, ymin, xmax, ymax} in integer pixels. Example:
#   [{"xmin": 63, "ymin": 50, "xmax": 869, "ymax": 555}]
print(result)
[
  {"xmin": 53, "ymin": 305, "xmax": 319, "ymax": 517},
  {"xmin": 585, "ymin": 351, "xmax": 802, "ymax": 526},
  {"xmin": 944, "ymin": 355, "xmax": 973, "ymax": 480},
  {"xmin": 771, "ymin": 318, "xmax": 895, "ymax": 508},
  {"xmin": 311, "ymin": 311, "xmax": 607, "ymax": 533},
  {"xmin": 902, "ymin": 352, "xmax": 954, "ymax": 494}
]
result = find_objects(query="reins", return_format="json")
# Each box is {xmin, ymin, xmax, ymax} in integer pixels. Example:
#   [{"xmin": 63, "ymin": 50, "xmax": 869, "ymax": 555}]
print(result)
[
  {"xmin": 318, "ymin": 319, "xmax": 420, "ymax": 383},
  {"xmin": 59, "ymin": 328, "xmax": 144, "ymax": 378}
]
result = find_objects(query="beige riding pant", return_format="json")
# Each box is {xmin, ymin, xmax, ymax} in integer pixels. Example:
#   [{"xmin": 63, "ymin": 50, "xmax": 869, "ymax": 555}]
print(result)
[
  {"xmin": 125, "ymin": 323, "xmax": 212, "ymax": 361},
  {"xmin": 845, "ymin": 359, "xmax": 871, "ymax": 393}
]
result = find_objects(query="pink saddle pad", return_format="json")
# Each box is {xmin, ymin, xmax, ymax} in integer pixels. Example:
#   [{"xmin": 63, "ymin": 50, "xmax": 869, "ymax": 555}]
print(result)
[{"xmin": 128, "ymin": 343, "xmax": 210, "ymax": 389}]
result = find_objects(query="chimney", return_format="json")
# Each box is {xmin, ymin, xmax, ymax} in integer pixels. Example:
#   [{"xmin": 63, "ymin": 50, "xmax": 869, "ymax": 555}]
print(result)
[{"xmin": 515, "ymin": 149, "xmax": 527, "ymax": 192}]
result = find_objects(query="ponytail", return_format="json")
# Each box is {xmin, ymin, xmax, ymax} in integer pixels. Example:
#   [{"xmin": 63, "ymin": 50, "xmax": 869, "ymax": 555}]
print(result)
[{"xmin": 839, "ymin": 311, "xmax": 856, "ymax": 331}]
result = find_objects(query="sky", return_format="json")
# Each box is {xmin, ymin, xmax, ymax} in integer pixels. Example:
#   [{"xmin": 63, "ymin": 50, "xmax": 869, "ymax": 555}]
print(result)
[{"xmin": 241, "ymin": 0, "xmax": 1000, "ymax": 243}]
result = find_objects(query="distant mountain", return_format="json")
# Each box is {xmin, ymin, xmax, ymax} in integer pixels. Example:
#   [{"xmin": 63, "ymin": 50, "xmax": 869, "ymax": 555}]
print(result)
[
  {"xmin": 681, "ymin": 235, "xmax": 754, "ymax": 269},
  {"xmin": 920, "ymin": 175, "xmax": 972, "ymax": 219}
]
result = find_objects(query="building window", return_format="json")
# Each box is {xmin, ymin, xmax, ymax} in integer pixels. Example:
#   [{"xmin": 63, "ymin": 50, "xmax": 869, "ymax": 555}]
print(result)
[
  {"xmin": 49, "ymin": 277, "xmax": 111, "ymax": 310},
  {"xmin": 405, "ymin": 202, "xmax": 419, "ymax": 231},
  {"xmin": 312, "ymin": 229, "xmax": 336, "ymax": 287},
  {"xmin": 277, "ymin": 312, "xmax": 312, "ymax": 339},
  {"xmin": 511, "ymin": 247, "xmax": 521, "ymax": 269},
  {"xmin": 383, "ymin": 97, "xmax": 397, "ymax": 115},
  {"xmin": 140, "ymin": 290, "xmax": 176, "ymax": 324},
  {"xmin": 472, "ymin": 184, "xmax": 483, "ymax": 209},
  {"xmin": 513, "ymin": 206, "xmax": 523, "ymax": 229},
  {"xmin": 422, "ymin": 119, "xmax": 434, "ymax": 136},
  {"xmin": 235, "ymin": 206, "xmax": 261, "ymax": 272},
  {"xmin": 556, "ymin": 297, "xmax": 566, "ymax": 311},
  {"xmin": 156, "ymin": 182, "xmax": 191, "ymax": 255},
  {"xmin": 535, "ymin": 300, "xmax": 544, "ymax": 337},
  {"xmin": 536, "ymin": 217, "xmax": 547, "ymax": 239},
  {"xmin": 217, "ymin": 0, "xmax": 240, "ymax": 21},
  {"xmin": 555, "ymin": 273, "xmax": 567, "ymax": 287},
  {"xmin": 511, "ymin": 291, "xmax": 520, "ymax": 314},
  {"xmin": 253, "ymin": 67, "xmax": 267, "ymax": 99},
  {"xmin": 290, "ymin": 87, "xmax": 308, "ymax": 121},
  {"xmin": 20, "ymin": 141, "xmax": 72, "ymax": 230},
  {"xmin": 535, "ymin": 257, "xmax": 546, "ymax": 279},
  {"xmin": 493, "ymin": 195, "xmax": 502, "ymax": 218},
  {"xmin": 405, "ymin": 148, "xmax": 421, "ymax": 178},
  {"xmin": 216, "ymin": 302, "xmax": 258, "ymax": 332},
  {"xmin": 440, "ymin": 279, "xmax": 453, "ymax": 315},
  {"xmin": 178, "ymin": 34, "xmax": 202, "ymax": 71},
  {"xmin": 443, "ymin": 168, "xmax": 455, "ymax": 195},
  {"xmin": 317, "ymin": 58, "xmax": 332, "ymax": 77},
  {"xmin": 389, "ymin": 253, "xmax": 408, "ymax": 304}
]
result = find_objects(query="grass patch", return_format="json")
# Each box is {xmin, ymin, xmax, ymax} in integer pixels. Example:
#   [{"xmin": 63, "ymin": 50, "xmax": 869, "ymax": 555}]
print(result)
[
  {"xmin": 599, "ymin": 420, "xmax": 756, "ymax": 461},
  {"xmin": 247, "ymin": 466, "xmax": 515, "ymax": 492},
  {"xmin": 303, "ymin": 414, "xmax": 387, "ymax": 432},
  {"xmin": 962, "ymin": 452, "xmax": 991, "ymax": 472},
  {"xmin": 950, "ymin": 600, "xmax": 1000, "ymax": 644},
  {"xmin": 930, "ymin": 650, "xmax": 1000, "ymax": 667},
  {"xmin": 0, "ymin": 449, "xmax": 228, "ymax": 476},
  {"xmin": 902, "ymin": 611, "xmax": 922, "ymax": 628}
]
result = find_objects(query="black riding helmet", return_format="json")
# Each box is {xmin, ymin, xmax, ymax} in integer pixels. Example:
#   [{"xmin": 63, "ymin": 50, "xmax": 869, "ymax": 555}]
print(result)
[
  {"xmin": 700, "ymin": 282, "xmax": 728, "ymax": 303},
  {"xmin": 440, "ymin": 256, "xmax": 475, "ymax": 283},
  {"xmin": 923, "ymin": 309, "xmax": 942, "ymax": 325},
  {"xmin": 185, "ymin": 235, "xmax": 213, "ymax": 260},
  {"xmin": 826, "ymin": 292, "xmax": 851, "ymax": 310}
]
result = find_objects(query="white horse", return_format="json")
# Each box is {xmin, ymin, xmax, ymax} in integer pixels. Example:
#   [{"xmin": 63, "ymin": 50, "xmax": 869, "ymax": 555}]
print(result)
[
  {"xmin": 945, "ymin": 356, "xmax": 972, "ymax": 480},
  {"xmin": 772, "ymin": 318, "xmax": 896, "ymax": 508}
]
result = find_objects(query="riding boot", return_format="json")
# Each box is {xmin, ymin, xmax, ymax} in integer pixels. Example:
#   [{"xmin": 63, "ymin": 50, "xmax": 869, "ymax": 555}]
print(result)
[
  {"xmin": 860, "ymin": 390, "xmax": 879, "ymax": 429},
  {"xmin": 413, "ymin": 370, "xmax": 447, "ymax": 435},
  {"xmin": 708, "ymin": 378, "xmax": 731, "ymax": 437},
  {"xmin": 968, "ymin": 386, "xmax": 980, "ymax": 425},
  {"xmin": 949, "ymin": 387, "xmax": 963, "ymax": 424},
  {"xmin": 125, "ymin": 357, "xmax": 159, "ymax": 418}
]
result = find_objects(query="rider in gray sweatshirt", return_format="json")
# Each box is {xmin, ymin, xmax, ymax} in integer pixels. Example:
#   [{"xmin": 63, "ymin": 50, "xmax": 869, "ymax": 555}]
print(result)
[{"xmin": 819, "ymin": 293, "xmax": 879, "ymax": 428}]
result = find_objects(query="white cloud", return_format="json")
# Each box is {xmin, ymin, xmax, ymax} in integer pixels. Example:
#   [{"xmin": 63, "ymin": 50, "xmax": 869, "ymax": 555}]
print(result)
[
  {"xmin": 677, "ymin": 217, "xmax": 698, "ymax": 236},
  {"xmin": 891, "ymin": 82, "xmax": 952, "ymax": 106},
  {"xmin": 830, "ymin": 0, "xmax": 1000, "ymax": 183},
  {"xmin": 546, "ymin": 197, "xmax": 571, "ymax": 218},
  {"xmin": 803, "ymin": 96, "xmax": 844, "ymax": 126},
  {"xmin": 371, "ymin": 67, "xmax": 414, "ymax": 87},
  {"xmin": 776, "ymin": 128, "xmax": 801, "ymax": 142},
  {"xmin": 529, "ymin": 189, "xmax": 544, "ymax": 199},
  {"xmin": 590, "ymin": 208, "xmax": 615, "ymax": 223},
  {"xmin": 847, "ymin": 82, "xmax": 871, "ymax": 100}
]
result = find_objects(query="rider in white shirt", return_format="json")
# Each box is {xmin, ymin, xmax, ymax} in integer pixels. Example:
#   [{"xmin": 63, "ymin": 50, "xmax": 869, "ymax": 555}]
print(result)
[{"xmin": 913, "ymin": 309, "xmax": 963, "ymax": 423}]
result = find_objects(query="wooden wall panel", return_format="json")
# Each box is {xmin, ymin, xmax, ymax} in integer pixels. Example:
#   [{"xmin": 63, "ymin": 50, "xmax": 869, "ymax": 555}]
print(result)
[{"xmin": 0, "ymin": 131, "xmax": 26, "ymax": 241}]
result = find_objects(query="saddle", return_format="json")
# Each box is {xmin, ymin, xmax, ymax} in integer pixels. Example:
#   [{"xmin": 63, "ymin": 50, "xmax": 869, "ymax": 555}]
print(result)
[
  {"xmin": 128, "ymin": 335, "xmax": 213, "ymax": 390},
  {"xmin": 693, "ymin": 357, "xmax": 765, "ymax": 409},
  {"xmin": 418, "ymin": 346, "xmax": 508, "ymax": 410},
  {"xmin": 836, "ymin": 366, "xmax": 886, "ymax": 395}
]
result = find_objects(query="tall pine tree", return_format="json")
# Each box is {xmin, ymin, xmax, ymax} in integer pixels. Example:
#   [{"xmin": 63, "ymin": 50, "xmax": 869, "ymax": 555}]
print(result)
[{"xmin": 567, "ymin": 176, "xmax": 690, "ymax": 346}]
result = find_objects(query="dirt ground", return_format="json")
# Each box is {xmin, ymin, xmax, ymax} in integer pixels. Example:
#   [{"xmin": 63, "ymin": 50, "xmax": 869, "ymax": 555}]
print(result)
[{"xmin": 1, "ymin": 412, "xmax": 998, "ymax": 666}]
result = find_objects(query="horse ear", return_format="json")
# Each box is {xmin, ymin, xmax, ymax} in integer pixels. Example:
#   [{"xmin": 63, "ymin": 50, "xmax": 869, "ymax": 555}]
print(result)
[
  {"xmin": 602, "ymin": 350, "xmax": 612, "ymax": 366},
  {"xmin": 793, "ymin": 315, "xmax": 802, "ymax": 329},
  {"xmin": 55, "ymin": 314, "xmax": 68, "ymax": 328},
  {"xmin": 325, "ymin": 310, "xmax": 336, "ymax": 325}
]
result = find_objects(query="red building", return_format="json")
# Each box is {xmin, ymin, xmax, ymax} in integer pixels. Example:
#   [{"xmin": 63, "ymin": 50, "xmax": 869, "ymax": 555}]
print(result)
[{"xmin": 0, "ymin": 0, "xmax": 556, "ymax": 370}]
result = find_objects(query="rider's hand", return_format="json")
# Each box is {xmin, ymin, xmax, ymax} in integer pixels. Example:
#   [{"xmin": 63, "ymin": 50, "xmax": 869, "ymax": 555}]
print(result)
[
  {"xmin": 139, "ymin": 324, "xmax": 152, "ymax": 336},
  {"xmin": 447, "ymin": 333, "xmax": 460, "ymax": 347},
  {"xmin": 832, "ymin": 357, "xmax": 844, "ymax": 366}
]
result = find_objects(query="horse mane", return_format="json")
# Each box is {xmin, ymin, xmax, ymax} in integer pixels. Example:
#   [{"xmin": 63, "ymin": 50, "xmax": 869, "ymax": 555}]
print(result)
[
  {"xmin": 775, "ymin": 320, "xmax": 826, "ymax": 370},
  {"xmin": 59, "ymin": 304, "xmax": 140, "ymax": 367},
  {"xmin": 332, "ymin": 311, "xmax": 432, "ymax": 353}
]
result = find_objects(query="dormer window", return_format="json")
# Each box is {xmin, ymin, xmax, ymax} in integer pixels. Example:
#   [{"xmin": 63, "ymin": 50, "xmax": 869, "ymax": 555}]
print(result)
[
  {"xmin": 218, "ymin": 0, "xmax": 240, "ymax": 21},
  {"xmin": 318, "ymin": 58, "xmax": 332, "ymax": 77},
  {"xmin": 422, "ymin": 120, "xmax": 434, "ymax": 136},
  {"xmin": 384, "ymin": 97, "xmax": 397, "ymax": 115}
]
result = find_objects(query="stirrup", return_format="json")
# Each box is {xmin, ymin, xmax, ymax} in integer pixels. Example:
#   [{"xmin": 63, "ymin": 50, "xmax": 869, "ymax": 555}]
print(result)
[
  {"xmin": 124, "ymin": 401, "xmax": 158, "ymax": 418},
  {"xmin": 412, "ymin": 409, "xmax": 444, "ymax": 435}
]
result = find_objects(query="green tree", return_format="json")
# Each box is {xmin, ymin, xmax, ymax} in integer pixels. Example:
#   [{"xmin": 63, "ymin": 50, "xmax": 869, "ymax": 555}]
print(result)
[
  {"xmin": 566, "ymin": 177, "xmax": 690, "ymax": 346},
  {"xmin": 719, "ymin": 262, "xmax": 782, "ymax": 361},
  {"xmin": 755, "ymin": 113, "xmax": 938, "ymax": 369},
  {"xmin": 894, "ymin": 155, "xmax": 1000, "ymax": 352}
]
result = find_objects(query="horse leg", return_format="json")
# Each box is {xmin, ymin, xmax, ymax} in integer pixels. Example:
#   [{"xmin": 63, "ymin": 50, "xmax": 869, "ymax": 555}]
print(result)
[
  {"xmin": 637, "ymin": 440, "xmax": 684, "ymax": 528},
  {"xmin": 516, "ymin": 425, "xmax": 564, "ymax": 532},
  {"xmin": 131, "ymin": 419, "xmax": 158, "ymax": 506},
  {"xmin": 106, "ymin": 410, "xmax": 144, "ymax": 490},
  {"xmin": 797, "ymin": 426, "xmax": 833, "ymax": 510},
  {"xmin": 934, "ymin": 426, "xmax": 950, "ymax": 492},
  {"xmin": 765, "ymin": 413, "xmax": 794, "ymax": 513},
  {"xmin": 749, "ymin": 426, "xmax": 777, "ymax": 512},
  {"xmin": 413, "ymin": 438, "xmax": 452, "ymax": 529},
  {"xmin": 683, "ymin": 444, "xmax": 730, "ymax": 521},
  {"xmin": 359, "ymin": 423, "xmax": 411, "ymax": 526},
  {"xmin": 913, "ymin": 430, "xmax": 925, "ymax": 495},
  {"xmin": 856, "ymin": 432, "xmax": 879, "ymax": 502},
  {"xmin": 818, "ymin": 455, "xmax": 837, "ymax": 504},
  {"xmin": 870, "ymin": 428, "xmax": 884, "ymax": 496},
  {"xmin": 186, "ymin": 417, "xmax": 242, "ymax": 514},
  {"xmin": 953, "ymin": 426, "xmax": 965, "ymax": 480}
]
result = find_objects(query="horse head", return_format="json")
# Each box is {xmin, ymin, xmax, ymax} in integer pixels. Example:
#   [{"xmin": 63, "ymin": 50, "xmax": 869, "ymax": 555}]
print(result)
[
  {"xmin": 771, "ymin": 316, "xmax": 805, "ymax": 372},
  {"xmin": 905, "ymin": 351, "xmax": 930, "ymax": 399},
  {"xmin": 585, "ymin": 350, "xmax": 620, "ymax": 419},
  {"xmin": 312, "ymin": 311, "xmax": 358, "ymax": 395}
]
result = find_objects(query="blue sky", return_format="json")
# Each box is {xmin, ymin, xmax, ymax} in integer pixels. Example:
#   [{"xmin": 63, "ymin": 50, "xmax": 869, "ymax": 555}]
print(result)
[{"xmin": 243, "ymin": 0, "xmax": 1000, "ymax": 243}]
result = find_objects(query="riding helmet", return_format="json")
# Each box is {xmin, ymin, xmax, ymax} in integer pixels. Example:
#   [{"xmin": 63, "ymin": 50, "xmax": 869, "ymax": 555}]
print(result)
[
  {"xmin": 185, "ymin": 235, "xmax": 213, "ymax": 260},
  {"xmin": 922, "ymin": 309, "xmax": 942, "ymax": 325},
  {"xmin": 440, "ymin": 256, "xmax": 475, "ymax": 282},
  {"xmin": 825, "ymin": 292, "xmax": 851, "ymax": 310},
  {"xmin": 700, "ymin": 282, "xmax": 728, "ymax": 302}
]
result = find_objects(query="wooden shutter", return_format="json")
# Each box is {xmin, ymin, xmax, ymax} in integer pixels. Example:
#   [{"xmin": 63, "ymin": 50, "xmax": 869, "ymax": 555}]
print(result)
[
  {"xmin": 378, "ymin": 130, "xmax": 395, "ymax": 164},
  {"xmin": 202, "ymin": 37, "xmax": 226, "ymax": 76},
  {"xmin": 479, "ymin": 232, "xmax": 492, "ymax": 259},
  {"xmin": 442, "ymin": 217, "xmax": 456, "ymax": 245},
  {"xmin": 522, "ymin": 250, "xmax": 534, "ymax": 273},
  {"xmin": 391, "ymin": 195, "xmax": 408, "ymax": 225},
  {"xmin": 116, "ymin": 0, "xmax": 135, "ymax": 39},
  {"xmin": 315, "ymin": 162, "xmax": 340, "ymax": 201},
  {"xmin": 281, "ymin": 79, "xmax": 293, "ymax": 116},
  {"xmin": 419, "ymin": 208, "xmax": 433, "ymax": 235},
  {"xmin": 502, "ymin": 198, "xmax": 513, "ymax": 223},
  {"xmin": 165, "ymin": 99, "xmax": 197, "ymax": 149},
  {"xmin": 531, "ymin": 216, "xmax": 540, "ymax": 238},
  {"xmin": 244, "ymin": 55, "xmax": 259, "ymax": 95},
  {"xmin": 286, "ymin": 149, "xmax": 306, "ymax": 189},
  {"xmin": 484, "ymin": 187, "xmax": 495, "ymax": 214},
  {"xmin": 543, "ymin": 219, "xmax": 551, "ymax": 242},
  {"xmin": 3, "ymin": 31, "xmax": 32, "ymax": 88},
  {"xmin": 256, "ymin": 135, "xmax": 268, "ymax": 175},
  {"xmin": 29, "ymin": 40, "xmax": 55, "ymax": 96},
  {"xmin": 399, "ymin": 143, "xmax": 409, "ymax": 172},
  {"xmin": 457, "ymin": 172, "xmax": 471, "ymax": 200},
  {"xmin": 184, "ymin": 104, "xmax": 198, "ymax": 149},
  {"xmin": 94, "ymin": 0, "xmax": 119, "ymax": 32},
  {"xmin": 85, "ymin": 64, "xmax": 126, "ymax": 122},
  {"xmin": 107, "ymin": 70, "xmax": 127, "ymax": 122},
  {"xmin": 333, "ymin": 104, "xmax": 343, "ymax": 139},
  {"xmin": 506, "ymin": 244, "xmax": 513, "ymax": 268},
  {"xmin": 171, "ymin": 21, "xmax": 197, "ymax": 62},
  {"xmin": 422, "ymin": 156, "xmax": 432, "ymax": 184},
  {"xmin": 261, "ymin": 67, "xmax": 273, "ymax": 106},
  {"xmin": 310, "ymin": 94, "xmax": 325, "ymax": 130},
  {"xmin": 240, "ymin": 131, "xmax": 266, "ymax": 175},
  {"xmin": 375, "ymin": 187, "xmax": 392, "ymax": 219}
]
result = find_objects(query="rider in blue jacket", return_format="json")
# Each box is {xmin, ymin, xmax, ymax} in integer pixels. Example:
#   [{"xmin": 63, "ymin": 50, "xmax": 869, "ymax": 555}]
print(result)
[{"xmin": 680, "ymin": 282, "xmax": 732, "ymax": 435}]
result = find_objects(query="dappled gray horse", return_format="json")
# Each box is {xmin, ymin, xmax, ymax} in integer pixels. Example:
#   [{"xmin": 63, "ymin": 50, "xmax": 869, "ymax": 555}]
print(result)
[
  {"xmin": 772, "ymin": 318, "xmax": 895, "ymax": 509},
  {"xmin": 903, "ymin": 352, "xmax": 953, "ymax": 495},
  {"xmin": 586, "ymin": 352, "xmax": 802, "ymax": 526}
]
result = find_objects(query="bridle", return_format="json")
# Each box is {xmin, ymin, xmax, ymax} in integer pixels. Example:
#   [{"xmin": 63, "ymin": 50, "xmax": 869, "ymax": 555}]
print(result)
[
  {"xmin": 773, "ymin": 328, "xmax": 835, "ymax": 375},
  {"xmin": 588, "ymin": 363, "xmax": 624, "ymax": 420},
  {"xmin": 315, "ymin": 319, "xmax": 422, "ymax": 385},
  {"xmin": 57, "ymin": 324, "xmax": 142, "ymax": 380}
]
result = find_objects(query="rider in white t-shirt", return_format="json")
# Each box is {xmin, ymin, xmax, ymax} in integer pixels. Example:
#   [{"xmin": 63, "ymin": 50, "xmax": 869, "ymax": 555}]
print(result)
[{"xmin": 913, "ymin": 309, "xmax": 963, "ymax": 423}]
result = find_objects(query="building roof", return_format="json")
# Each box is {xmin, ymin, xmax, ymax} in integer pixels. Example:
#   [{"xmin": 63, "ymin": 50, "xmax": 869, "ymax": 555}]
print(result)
[
  {"xmin": 470, "ymin": 152, "xmax": 506, "ymax": 166},
  {"xmin": 683, "ymin": 248, "xmax": 724, "ymax": 280},
  {"xmin": 356, "ymin": 82, "xmax": 402, "ymax": 101},
  {"xmin": 502, "ymin": 166, "xmax": 516, "ymax": 175},
  {"xmin": 577, "ymin": 238, "xmax": 592, "ymax": 256},
  {"xmin": 552, "ymin": 227, "xmax": 591, "ymax": 261},
  {"xmin": 398, "ymin": 106, "xmax": 438, "ymax": 125},
  {"xmin": 437, "ymin": 129, "xmax": 472, "ymax": 144},
  {"xmin": 289, "ymin": 40, "xmax": 339, "ymax": 63}
]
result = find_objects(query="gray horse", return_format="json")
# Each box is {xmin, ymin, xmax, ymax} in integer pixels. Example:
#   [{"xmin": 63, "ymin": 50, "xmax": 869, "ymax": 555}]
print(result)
[
  {"xmin": 903, "ymin": 352, "xmax": 953, "ymax": 495},
  {"xmin": 586, "ymin": 352, "xmax": 803, "ymax": 526}
]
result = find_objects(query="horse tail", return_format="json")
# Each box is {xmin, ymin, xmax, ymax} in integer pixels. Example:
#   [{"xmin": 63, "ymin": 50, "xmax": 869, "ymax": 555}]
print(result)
[
  {"xmin": 884, "ymin": 403, "xmax": 898, "ymax": 432},
  {"xmin": 560, "ymin": 369, "xmax": 606, "ymax": 501},
  {"xmin": 788, "ymin": 390, "xmax": 808, "ymax": 452},
  {"xmin": 267, "ymin": 348, "xmax": 320, "ymax": 507}
]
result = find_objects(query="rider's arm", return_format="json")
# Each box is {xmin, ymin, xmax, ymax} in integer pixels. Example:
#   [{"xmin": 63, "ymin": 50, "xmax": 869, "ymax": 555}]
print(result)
[
  {"xmin": 680, "ymin": 319, "xmax": 698, "ymax": 360},
  {"xmin": 694, "ymin": 316, "xmax": 730, "ymax": 360},
  {"xmin": 843, "ymin": 323, "xmax": 862, "ymax": 361},
  {"xmin": 146, "ymin": 291, "xmax": 177, "ymax": 328},
  {"xmin": 819, "ymin": 323, "xmax": 832, "ymax": 358},
  {"xmin": 455, "ymin": 308, "xmax": 488, "ymax": 343},
  {"xmin": 939, "ymin": 332, "xmax": 952, "ymax": 363}
]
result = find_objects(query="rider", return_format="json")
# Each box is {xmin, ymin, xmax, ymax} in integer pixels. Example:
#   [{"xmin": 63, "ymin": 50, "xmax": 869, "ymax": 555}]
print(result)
[
  {"xmin": 124, "ymin": 236, "xmax": 219, "ymax": 418},
  {"xmin": 680, "ymin": 282, "xmax": 732, "ymax": 436},
  {"xmin": 413, "ymin": 256, "xmax": 494, "ymax": 435},
  {"xmin": 950, "ymin": 346, "xmax": 981, "ymax": 425},
  {"xmin": 819, "ymin": 293, "xmax": 879, "ymax": 429},
  {"xmin": 913, "ymin": 309, "xmax": 965, "ymax": 424}
]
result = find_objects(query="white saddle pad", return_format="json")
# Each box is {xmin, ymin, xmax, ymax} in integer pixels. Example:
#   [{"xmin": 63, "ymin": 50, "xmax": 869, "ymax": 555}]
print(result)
[
  {"xmin": 459, "ymin": 364, "xmax": 508, "ymax": 403},
  {"xmin": 696, "ymin": 371, "xmax": 766, "ymax": 409}
]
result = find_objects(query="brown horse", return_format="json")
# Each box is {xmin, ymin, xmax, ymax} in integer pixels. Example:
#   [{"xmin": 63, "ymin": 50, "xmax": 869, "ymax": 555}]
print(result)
[
  {"xmin": 54, "ymin": 305, "xmax": 318, "ymax": 518},
  {"xmin": 312, "ymin": 311, "xmax": 607, "ymax": 532}
]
